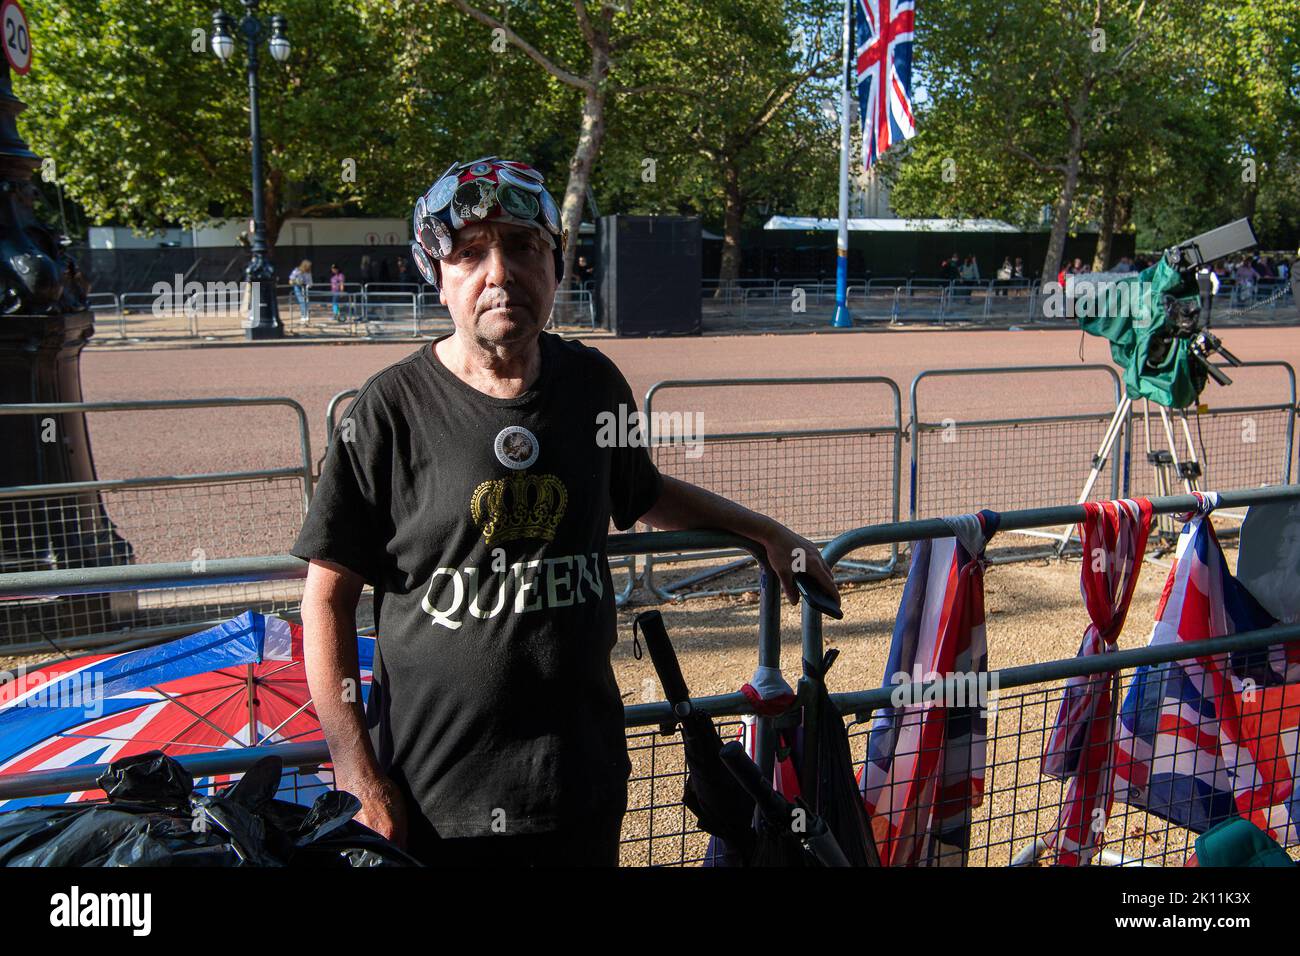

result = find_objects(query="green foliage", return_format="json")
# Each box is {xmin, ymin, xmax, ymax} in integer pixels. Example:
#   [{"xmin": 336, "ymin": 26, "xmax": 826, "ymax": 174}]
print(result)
[
  {"xmin": 595, "ymin": 0, "xmax": 841, "ymax": 230},
  {"xmin": 884, "ymin": 0, "xmax": 1300, "ymax": 257},
  {"xmin": 19, "ymin": 0, "xmax": 1297, "ymax": 258}
]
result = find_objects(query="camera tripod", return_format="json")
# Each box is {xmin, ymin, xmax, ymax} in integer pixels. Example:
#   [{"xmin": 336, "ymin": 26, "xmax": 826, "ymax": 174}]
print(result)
[{"xmin": 1055, "ymin": 395, "xmax": 1208, "ymax": 556}]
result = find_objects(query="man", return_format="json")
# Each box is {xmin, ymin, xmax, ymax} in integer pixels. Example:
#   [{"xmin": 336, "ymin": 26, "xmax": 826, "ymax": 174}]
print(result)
[{"xmin": 293, "ymin": 156, "xmax": 836, "ymax": 867}]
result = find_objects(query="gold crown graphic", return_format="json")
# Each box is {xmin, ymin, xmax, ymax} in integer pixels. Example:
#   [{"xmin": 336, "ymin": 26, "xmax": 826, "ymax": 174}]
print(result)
[{"xmin": 471, "ymin": 472, "xmax": 568, "ymax": 545}]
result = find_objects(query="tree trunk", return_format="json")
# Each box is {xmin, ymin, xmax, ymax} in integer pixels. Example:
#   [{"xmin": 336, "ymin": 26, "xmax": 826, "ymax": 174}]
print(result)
[
  {"xmin": 1092, "ymin": 173, "xmax": 1118, "ymax": 272},
  {"xmin": 716, "ymin": 159, "xmax": 744, "ymax": 297},
  {"xmin": 1040, "ymin": 119, "xmax": 1085, "ymax": 286},
  {"xmin": 559, "ymin": 84, "xmax": 606, "ymax": 293}
]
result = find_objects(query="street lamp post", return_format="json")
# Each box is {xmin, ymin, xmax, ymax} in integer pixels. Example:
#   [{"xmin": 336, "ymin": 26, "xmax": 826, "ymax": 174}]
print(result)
[{"xmin": 210, "ymin": 2, "xmax": 290, "ymax": 340}]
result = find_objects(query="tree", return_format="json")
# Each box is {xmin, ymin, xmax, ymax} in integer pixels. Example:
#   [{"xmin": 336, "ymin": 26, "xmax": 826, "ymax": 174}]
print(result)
[
  {"xmin": 434, "ymin": 0, "xmax": 716, "ymax": 289},
  {"xmin": 23, "ymin": 1, "xmax": 418, "ymax": 250},
  {"xmin": 883, "ymin": 0, "xmax": 1208, "ymax": 281},
  {"xmin": 595, "ymin": 0, "xmax": 841, "ymax": 286}
]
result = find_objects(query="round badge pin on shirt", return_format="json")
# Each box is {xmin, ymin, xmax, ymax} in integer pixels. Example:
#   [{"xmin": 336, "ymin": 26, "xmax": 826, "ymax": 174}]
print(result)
[{"xmin": 494, "ymin": 426, "xmax": 539, "ymax": 470}]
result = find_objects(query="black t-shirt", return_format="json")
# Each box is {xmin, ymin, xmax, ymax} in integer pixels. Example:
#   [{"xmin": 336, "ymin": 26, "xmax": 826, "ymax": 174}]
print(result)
[{"xmin": 291, "ymin": 331, "xmax": 663, "ymax": 837}]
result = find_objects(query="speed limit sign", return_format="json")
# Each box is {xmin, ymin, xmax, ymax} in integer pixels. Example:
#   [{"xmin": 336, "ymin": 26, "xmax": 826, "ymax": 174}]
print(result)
[{"xmin": 1, "ymin": 0, "xmax": 31, "ymax": 76}]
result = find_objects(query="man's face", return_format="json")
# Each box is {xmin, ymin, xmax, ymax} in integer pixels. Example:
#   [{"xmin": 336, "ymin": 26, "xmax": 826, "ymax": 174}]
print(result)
[
  {"xmin": 437, "ymin": 221, "xmax": 556, "ymax": 346},
  {"xmin": 1275, "ymin": 522, "xmax": 1300, "ymax": 571}
]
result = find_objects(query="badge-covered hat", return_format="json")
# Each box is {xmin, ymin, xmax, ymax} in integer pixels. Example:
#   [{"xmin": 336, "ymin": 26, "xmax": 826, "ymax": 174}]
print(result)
[{"xmin": 410, "ymin": 156, "xmax": 567, "ymax": 290}]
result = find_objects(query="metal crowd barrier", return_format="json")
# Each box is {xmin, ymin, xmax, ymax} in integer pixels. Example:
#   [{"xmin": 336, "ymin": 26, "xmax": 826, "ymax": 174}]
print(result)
[
  {"xmin": 356, "ymin": 284, "xmax": 421, "ymax": 333},
  {"xmin": 0, "ymin": 398, "xmax": 315, "ymax": 653},
  {"xmin": 0, "ymin": 527, "xmax": 786, "ymax": 867},
  {"xmin": 809, "ymin": 482, "xmax": 1300, "ymax": 868},
  {"xmin": 1125, "ymin": 361, "xmax": 1297, "ymax": 521},
  {"xmin": 551, "ymin": 288, "xmax": 596, "ymax": 328},
  {"xmin": 85, "ymin": 293, "xmax": 124, "ymax": 338},
  {"xmin": 642, "ymin": 376, "xmax": 903, "ymax": 599},
  {"xmin": 909, "ymin": 364, "xmax": 1126, "ymax": 557},
  {"xmin": 4, "ymin": 486, "xmax": 1299, "ymax": 867}
]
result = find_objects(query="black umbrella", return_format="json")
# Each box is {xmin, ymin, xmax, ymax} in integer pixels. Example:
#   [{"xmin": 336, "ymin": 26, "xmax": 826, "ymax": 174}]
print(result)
[
  {"xmin": 635, "ymin": 610, "xmax": 757, "ymax": 862},
  {"xmin": 718, "ymin": 741, "xmax": 850, "ymax": 866},
  {"xmin": 799, "ymin": 647, "xmax": 882, "ymax": 867},
  {"xmin": 793, "ymin": 573, "xmax": 882, "ymax": 867}
]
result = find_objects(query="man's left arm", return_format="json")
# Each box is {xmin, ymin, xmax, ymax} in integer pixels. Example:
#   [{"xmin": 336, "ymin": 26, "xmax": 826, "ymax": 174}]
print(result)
[{"xmin": 637, "ymin": 474, "xmax": 837, "ymax": 605}]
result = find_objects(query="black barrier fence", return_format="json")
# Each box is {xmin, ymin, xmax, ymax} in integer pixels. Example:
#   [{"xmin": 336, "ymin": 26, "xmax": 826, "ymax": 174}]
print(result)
[{"xmin": 3, "ymin": 486, "xmax": 1299, "ymax": 866}]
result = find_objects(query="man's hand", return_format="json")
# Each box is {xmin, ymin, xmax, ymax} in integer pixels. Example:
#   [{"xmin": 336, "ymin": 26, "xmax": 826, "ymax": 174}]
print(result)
[
  {"xmin": 758, "ymin": 522, "xmax": 839, "ymax": 607},
  {"xmin": 639, "ymin": 475, "xmax": 840, "ymax": 609},
  {"xmin": 343, "ymin": 772, "xmax": 409, "ymax": 848}
]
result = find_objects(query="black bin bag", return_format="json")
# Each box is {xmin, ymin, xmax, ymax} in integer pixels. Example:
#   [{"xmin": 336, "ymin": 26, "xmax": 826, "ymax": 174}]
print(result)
[{"xmin": 0, "ymin": 751, "xmax": 418, "ymax": 867}]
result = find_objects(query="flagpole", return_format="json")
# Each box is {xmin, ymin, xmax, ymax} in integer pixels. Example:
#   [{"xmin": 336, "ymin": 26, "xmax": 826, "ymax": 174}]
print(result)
[{"xmin": 831, "ymin": 0, "xmax": 854, "ymax": 328}]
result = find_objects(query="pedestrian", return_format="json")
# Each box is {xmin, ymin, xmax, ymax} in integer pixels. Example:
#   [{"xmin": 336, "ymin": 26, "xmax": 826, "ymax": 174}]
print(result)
[
  {"xmin": 960, "ymin": 255, "xmax": 979, "ymax": 296},
  {"xmin": 940, "ymin": 254, "xmax": 960, "ymax": 282},
  {"xmin": 1235, "ymin": 257, "xmax": 1260, "ymax": 305},
  {"xmin": 396, "ymin": 256, "xmax": 410, "ymax": 285},
  {"xmin": 330, "ymin": 263, "xmax": 346, "ymax": 322},
  {"xmin": 996, "ymin": 257, "xmax": 1012, "ymax": 296},
  {"xmin": 288, "ymin": 259, "xmax": 313, "ymax": 324},
  {"xmin": 292, "ymin": 155, "xmax": 837, "ymax": 868}
]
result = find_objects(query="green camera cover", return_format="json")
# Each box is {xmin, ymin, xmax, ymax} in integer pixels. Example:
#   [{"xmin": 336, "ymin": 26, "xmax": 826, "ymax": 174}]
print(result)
[{"xmin": 1076, "ymin": 259, "xmax": 1209, "ymax": 409}]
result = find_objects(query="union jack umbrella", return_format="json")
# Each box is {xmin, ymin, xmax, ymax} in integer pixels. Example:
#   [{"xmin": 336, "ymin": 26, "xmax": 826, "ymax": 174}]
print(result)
[
  {"xmin": 1113, "ymin": 492, "xmax": 1300, "ymax": 846},
  {"xmin": 860, "ymin": 511, "xmax": 999, "ymax": 866},
  {"xmin": 1041, "ymin": 497, "xmax": 1153, "ymax": 866},
  {"xmin": 855, "ymin": 0, "xmax": 917, "ymax": 169},
  {"xmin": 0, "ymin": 611, "xmax": 374, "ymax": 811}
]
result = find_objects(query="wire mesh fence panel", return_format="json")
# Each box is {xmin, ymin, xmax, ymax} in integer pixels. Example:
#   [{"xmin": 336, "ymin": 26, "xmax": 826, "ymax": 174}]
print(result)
[
  {"xmin": 1, "ymin": 481, "xmax": 310, "ymax": 650},
  {"xmin": 0, "ymin": 399, "xmax": 313, "ymax": 651},
  {"xmin": 842, "ymin": 656, "xmax": 1300, "ymax": 868},
  {"xmin": 650, "ymin": 432, "xmax": 900, "ymax": 596},
  {"xmin": 642, "ymin": 377, "xmax": 902, "ymax": 599},
  {"xmin": 1126, "ymin": 406, "xmax": 1294, "ymax": 502},
  {"xmin": 656, "ymin": 432, "xmax": 899, "ymax": 541},
  {"xmin": 620, "ymin": 719, "xmax": 746, "ymax": 867},
  {"xmin": 1122, "ymin": 362, "xmax": 1295, "ymax": 538},
  {"xmin": 913, "ymin": 416, "xmax": 1118, "ymax": 554},
  {"xmin": 909, "ymin": 366, "xmax": 1125, "ymax": 558}
]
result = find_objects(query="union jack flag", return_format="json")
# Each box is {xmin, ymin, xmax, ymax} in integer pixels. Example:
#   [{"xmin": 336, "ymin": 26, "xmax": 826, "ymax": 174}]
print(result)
[
  {"xmin": 1041, "ymin": 497, "xmax": 1153, "ymax": 866},
  {"xmin": 1112, "ymin": 492, "xmax": 1300, "ymax": 846},
  {"xmin": 855, "ymin": 0, "xmax": 917, "ymax": 168},
  {"xmin": 860, "ymin": 511, "xmax": 998, "ymax": 866}
]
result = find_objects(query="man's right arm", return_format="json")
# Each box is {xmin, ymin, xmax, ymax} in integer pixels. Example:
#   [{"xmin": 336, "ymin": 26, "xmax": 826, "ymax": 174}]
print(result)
[{"xmin": 301, "ymin": 557, "xmax": 408, "ymax": 847}]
